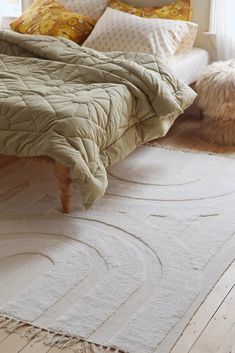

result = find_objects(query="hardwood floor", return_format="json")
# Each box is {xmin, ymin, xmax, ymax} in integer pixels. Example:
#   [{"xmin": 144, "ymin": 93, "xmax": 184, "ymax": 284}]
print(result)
[
  {"xmin": 155, "ymin": 113, "xmax": 235, "ymax": 157},
  {"xmin": 0, "ymin": 114, "xmax": 234, "ymax": 353},
  {"xmin": 171, "ymin": 262, "xmax": 235, "ymax": 353},
  {"xmin": 0, "ymin": 325, "xmax": 77, "ymax": 353}
]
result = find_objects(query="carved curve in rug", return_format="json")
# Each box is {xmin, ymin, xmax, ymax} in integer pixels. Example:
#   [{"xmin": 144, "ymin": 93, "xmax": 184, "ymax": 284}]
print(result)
[
  {"xmin": 0, "ymin": 220, "xmax": 163, "ymax": 341},
  {"xmin": 107, "ymin": 146, "xmax": 235, "ymax": 202},
  {"xmin": 41, "ymin": 218, "xmax": 163, "ymax": 340},
  {"xmin": 0, "ymin": 232, "xmax": 107, "ymax": 321},
  {"xmin": 106, "ymin": 190, "xmax": 235, "ymax": 202},
  {"xmin": 0, "ymin": 252, "xmax": 53, "ymax": 302},
  {"xmin": 71, "ymin": 218, "xmax": 163, "ymax": 342},
  {"xmin": 107, "ymin": 172, "xmax": 203, "ymax": 187}
]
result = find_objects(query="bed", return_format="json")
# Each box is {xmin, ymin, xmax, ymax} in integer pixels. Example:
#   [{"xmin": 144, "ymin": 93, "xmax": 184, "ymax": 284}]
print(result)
[
  {"xmin": 169, "ymin": 48, "xmax": 210, "ymax": 85},
  {"xmin": 0, "ymin": 0, "xmax": 209, "ymax": 212}
]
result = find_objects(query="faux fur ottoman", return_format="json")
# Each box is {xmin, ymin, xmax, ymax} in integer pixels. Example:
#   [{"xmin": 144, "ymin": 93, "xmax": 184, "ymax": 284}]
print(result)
[{"xmin": 195, "ymin": 60, "xmax": 235, "ymax": 145}]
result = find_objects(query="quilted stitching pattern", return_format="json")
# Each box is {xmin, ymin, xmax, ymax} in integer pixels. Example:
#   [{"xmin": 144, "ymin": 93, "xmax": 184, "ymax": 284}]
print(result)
[{"xmin": 0, "ymin": 30, "xmax": 196, "ymax": 207}]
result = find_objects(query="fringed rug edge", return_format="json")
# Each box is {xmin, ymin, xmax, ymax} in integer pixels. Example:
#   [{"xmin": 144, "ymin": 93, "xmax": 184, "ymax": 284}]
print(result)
[
  {"xmin": 145, "ymin": 141, "xmax": 235, "ymax": 159},
  {"xmin": 0, "ymin": 315, "xmax": 127, "ymax": 353}
]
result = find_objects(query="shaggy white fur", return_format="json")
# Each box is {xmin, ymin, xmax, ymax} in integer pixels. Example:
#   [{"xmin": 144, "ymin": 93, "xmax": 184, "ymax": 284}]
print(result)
[{"xmin": 195, "ymin": 60, "xmax": 235, "ymax": 145}]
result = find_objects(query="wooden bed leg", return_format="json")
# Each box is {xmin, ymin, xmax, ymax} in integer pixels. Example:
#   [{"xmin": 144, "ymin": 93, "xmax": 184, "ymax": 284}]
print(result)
[{"xmin": 54, "ymin": 162, "xmax": 72, "ymax": 213}]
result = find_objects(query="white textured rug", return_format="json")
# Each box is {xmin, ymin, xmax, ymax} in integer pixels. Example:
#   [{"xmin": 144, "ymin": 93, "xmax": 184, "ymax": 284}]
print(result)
[{"xmin": 0, "ymin": 146, "xmax": 235, "ymax": 353}]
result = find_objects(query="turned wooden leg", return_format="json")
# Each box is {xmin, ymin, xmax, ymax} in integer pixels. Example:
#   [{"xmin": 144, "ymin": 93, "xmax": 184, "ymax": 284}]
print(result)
[{"xmin": 54, "ymin": 162, "xmax": 72, "ymax": 213}]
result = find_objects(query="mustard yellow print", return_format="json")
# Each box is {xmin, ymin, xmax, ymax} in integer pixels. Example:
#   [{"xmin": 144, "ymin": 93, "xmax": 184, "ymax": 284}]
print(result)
[
  {"xmin": 10, "ymin": 0, "xmax": 96, "ymax": 44},
  {"xmin": 108, "ymin": 0, "xmax": 192, "ymax": 21},
  {"xmin": 68, "ymin": 18, "xmax": 78, "ymax": 26},
  {"xmin": 158, "ymin": 7, "xmax": 171, "ymax": 17},
  {"xmin": 56, "ymin": 29, "xmax": 70, "ymax": 39},
  {"xmin": 18, "ymin": 22, "xmax": 28, "ymax": 32},
  {"xmin": 170, "ymin": 9, "xmax": 180, "ymax": 17},
  {"xmin": 60, "ymin": 12, "xmax": 72, "ymax": 20},
  {"xmin": 39, "ymin": 19, "xmax": 55, "ymax": 33}
]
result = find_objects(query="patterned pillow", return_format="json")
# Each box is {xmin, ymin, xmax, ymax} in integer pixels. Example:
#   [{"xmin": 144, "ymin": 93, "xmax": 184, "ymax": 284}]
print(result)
[
  {"xmin": 108, "ymin": 0, "xmax": 192, "ymax": 21},
  {"xmin": 83, "ymin": 8, "xmax": 198, "ymax": 59},
  {"xmin": 10, "ymin": 0, "xmax": 96, "ymax": 44},
  {"xmin": 59, "ymin": 0, "xmax": 108, "ymax": 20}
]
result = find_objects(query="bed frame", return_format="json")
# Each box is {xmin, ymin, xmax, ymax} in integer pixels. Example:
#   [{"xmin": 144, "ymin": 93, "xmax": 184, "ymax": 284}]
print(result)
[
  {"xmin": 0, "ymin": 155, "xmax": 72, "ymax": 213},
  {"xmin": 53, "ymin": 160, "xmax": 72, "ymax": 213}
]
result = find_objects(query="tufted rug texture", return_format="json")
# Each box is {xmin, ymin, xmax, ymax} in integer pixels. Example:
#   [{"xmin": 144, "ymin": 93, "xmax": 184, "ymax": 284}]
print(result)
[{"xmin": 0, "ymin": 146, "xmax": 235, "ymax": 353}]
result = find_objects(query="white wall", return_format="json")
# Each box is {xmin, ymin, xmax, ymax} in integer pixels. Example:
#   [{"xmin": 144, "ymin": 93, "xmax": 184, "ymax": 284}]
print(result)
[{"xmin": 192, "ymin": 0, "xmax": 215, "ymax": 59}]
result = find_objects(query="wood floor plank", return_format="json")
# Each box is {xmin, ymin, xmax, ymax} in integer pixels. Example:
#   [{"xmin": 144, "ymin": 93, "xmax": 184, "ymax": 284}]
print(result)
[
  {"xmin": 19, "ymin": 338, "xmax": 52, "ymax": 353},
  {"xmin": 0, "ymin": 328, "xmax": 10, "ymax": 343},
  {"xmin": 47, "ymin": 346, "xmax": 73, "ymax": 353},
  {"xmin": 225, "ymin": 286, "xmax": 235, "ymax": 306},
  {"xmin": 190, "ymin": 289, "xmax": 235, "ymax": 353},
  {"xmin": 155, "ymin": 116, "xmax": 235, "ymax": 157},
  {"xmin": 0, "ymin": 327, "xmax": 32, "ymax": 353},
  {"xmin": 171, "ymin": 262, "xmax": 235, "ymax": 353},
  {"xmin": 0, "ymin": 155, "xmax": 19, "ymax": 169}
]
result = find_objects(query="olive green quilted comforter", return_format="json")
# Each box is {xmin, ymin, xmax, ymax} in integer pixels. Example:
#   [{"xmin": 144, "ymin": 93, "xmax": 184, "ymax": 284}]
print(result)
[{"xmin": 0, "ymin": 30, "xmax": 196, "ymax": 207}]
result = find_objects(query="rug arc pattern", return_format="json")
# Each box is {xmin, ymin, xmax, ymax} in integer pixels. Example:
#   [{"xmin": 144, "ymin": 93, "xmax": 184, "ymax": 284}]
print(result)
[{"xmin": 0, "ymin": 146, "xmax": 235, "ymax": 353}]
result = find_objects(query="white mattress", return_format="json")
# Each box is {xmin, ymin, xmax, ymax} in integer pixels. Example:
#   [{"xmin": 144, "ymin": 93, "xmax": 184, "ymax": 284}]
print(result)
[{"xmin": 168, "ymin": 48, "xmax": 210, "ymax": 85}]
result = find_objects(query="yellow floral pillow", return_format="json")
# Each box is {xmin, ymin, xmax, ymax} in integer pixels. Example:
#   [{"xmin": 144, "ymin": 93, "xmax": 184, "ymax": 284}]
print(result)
[
  {"xmin": 108, "ymin": 0, "xmax": 192, "ymax": 21},
  {"xmin": 10, "ymin": 0, "xmax": 96, "ymax": 44}
]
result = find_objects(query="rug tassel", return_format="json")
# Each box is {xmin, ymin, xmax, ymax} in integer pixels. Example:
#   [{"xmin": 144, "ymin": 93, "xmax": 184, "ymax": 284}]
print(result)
[
  {"xmin": 8, "ymin": 321, "xmax": 26, "ymax": 333},
  {"xmin": 0, "ymin": 315, "xmax": 127, "ymax": 353},
  {"xmin": 0, "ymin": 317, "xmax": 11, "ymax": 329}
]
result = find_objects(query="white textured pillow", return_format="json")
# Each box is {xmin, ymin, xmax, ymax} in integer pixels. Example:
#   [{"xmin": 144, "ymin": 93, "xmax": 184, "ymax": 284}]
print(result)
[
  {"xmin": 83, "ymin": 8, "xmax": 198, "ymax": 59},
  {"xmin": 59, "ymin": 0, "xmax": 107, "ymax": 20}
]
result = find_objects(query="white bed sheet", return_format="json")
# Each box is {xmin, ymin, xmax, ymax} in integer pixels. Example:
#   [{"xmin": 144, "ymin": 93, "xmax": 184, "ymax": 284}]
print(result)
[{"xmin": 168, "ymin": 48, "xmax": 210, "ymax": 85}]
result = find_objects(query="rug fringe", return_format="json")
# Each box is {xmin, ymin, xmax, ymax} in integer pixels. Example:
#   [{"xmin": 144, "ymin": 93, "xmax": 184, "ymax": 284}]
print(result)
[
  {"xmin": 0, "ymin": 315, "xmax": 126, "ymax": 353},
  {"xmin": 145, "ymin": 141, "xmax": 235, "ymax": 158}
]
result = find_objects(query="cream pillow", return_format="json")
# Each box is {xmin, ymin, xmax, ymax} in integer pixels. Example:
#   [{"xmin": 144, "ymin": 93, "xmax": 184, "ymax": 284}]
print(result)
[
  {"xmin": 59, "ymin": 0, "xmax": 107, "ymax": 20},
  {"xmin": 83, "ymin": 8, "xmax": 198, "ymax": 59}
]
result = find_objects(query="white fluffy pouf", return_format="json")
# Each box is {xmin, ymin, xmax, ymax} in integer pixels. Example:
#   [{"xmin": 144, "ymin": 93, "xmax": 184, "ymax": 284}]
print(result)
[{"xmin": 195, "ymin": 60, "xmax": 235, "ymax": 145}]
